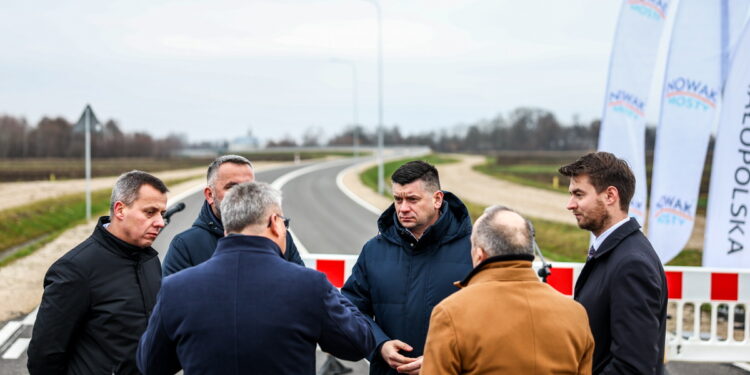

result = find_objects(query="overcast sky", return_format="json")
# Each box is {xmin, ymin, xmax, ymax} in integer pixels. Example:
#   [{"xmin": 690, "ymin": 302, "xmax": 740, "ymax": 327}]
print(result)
[{"xmin": 1, "ymin": 0, "xmax": 628, "ymax": 143}]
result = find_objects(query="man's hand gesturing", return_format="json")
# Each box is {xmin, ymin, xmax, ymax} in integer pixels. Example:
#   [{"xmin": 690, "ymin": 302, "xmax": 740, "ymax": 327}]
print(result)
[{"xmin": 380, "ymin": 339, "xmax": 421, "ymax": 373}]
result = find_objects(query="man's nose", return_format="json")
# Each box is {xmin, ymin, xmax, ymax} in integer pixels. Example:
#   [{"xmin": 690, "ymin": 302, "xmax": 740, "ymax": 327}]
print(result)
[
  {"xmin": 154, "ymin": 215, "xmax": 166, "ymax": 228},
  {"xmin": 566, "ymin": 197, "xmax": 576, "ymax": 210}
]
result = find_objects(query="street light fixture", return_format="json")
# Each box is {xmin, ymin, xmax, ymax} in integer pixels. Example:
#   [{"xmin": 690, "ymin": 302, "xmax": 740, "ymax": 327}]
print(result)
[{"xmin": 329, "ymin": 58, "xmax": 360, "ymax": 158}]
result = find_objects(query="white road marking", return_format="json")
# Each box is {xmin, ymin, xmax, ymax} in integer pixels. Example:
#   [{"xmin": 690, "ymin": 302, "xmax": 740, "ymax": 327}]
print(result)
[
  {"xmin": 734, "ymin": 362, "xmax": 750, "ymax": 372},
  {"xmin": 0, "ymin": 322, "xmax": 21, "ymax": 348},
  {"xmin": 2, "ymin": 338, "xmax": 30, "ymax": 360},
  {"xmin": 335, "ymin": 165, "xmax": 381, "ymax": 215},
  {"xmin": 21, "ymin": 307, "xmax": 38, "ymax": 326}
]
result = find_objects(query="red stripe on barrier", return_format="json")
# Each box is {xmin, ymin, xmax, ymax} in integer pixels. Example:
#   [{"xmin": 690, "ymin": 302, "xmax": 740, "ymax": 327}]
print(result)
[
  {"xmin": 711, "ymin": 273, "xmax": 738, "ymax": 301},
  {"xmin": 317, "ymin": 260, "xmax": 345, "ymax": 288},
  {"xmin": 665, "ymin": 271, "xmax": 682, "ymax": 300},
  {"xmin": 547, "ymin": 267, "xmax": 573, "ymax": 296}
]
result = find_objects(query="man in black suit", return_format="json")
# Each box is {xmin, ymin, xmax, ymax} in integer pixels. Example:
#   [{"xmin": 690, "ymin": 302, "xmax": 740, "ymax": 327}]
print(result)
[{"xmin": 559, "ymin": 152, "xmax": 667, "ymax": 375}]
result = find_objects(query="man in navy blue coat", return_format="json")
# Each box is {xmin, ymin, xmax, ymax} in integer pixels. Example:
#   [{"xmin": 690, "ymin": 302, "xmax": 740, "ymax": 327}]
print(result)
[
  {"xmin": 559, "ymin": 152, "xmax": 667, "ymax": 375},
  {"xmin": 342, "ymin": 161, "xmax": 473, "ymax": 375},
  {"xmin": 137, "ymin": 182, "xmax": 375, "ymax": 374},
  {"xmin": 162, "ymin": 154, "xmax": 303, "ymax": 276}
]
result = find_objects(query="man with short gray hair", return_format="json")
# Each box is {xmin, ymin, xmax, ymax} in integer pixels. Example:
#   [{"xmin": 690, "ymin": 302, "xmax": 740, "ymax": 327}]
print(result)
[
  {"xmin": 422, "ymin": 205, "xmax": 594, "ymax": 374},
  {"xmin": 162, "ymin": 154, "xmax": 303, "ymax": 275},
  {"xmin": 28, "ymin": 170, "xmax": 168, "ymax": 374},
  {"xmin": 138, "ymin": 182, "xmax": 375, "ymax": 374}
]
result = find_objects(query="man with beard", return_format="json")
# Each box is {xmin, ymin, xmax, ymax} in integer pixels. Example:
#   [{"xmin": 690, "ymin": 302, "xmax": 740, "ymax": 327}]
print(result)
[
  {"xmin": 559, "ymin": 152, "xmax": 667, "ymax": 375},
  {"xmin": 162, "ymin": 155, "xmax": 303, "ymax": 275}
]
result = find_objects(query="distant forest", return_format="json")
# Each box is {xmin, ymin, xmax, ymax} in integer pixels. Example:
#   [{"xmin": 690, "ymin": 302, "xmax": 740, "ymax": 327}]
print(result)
[
  {"xmin": 0, "ymin": 116, "xmax": 183, "ymax": 158},
  {"xmin": 324, "ymin": 107, "xmax": 660, "ymax": 154},
  {"xmin": 1, "ymin": 107, "xmax": 661, "ymax": 158}
]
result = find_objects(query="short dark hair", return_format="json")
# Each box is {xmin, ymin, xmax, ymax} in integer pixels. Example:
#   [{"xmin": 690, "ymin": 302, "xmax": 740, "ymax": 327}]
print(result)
[
  {"xmin": 207, "ymin": 155, "xmax": 253, "ymax": 187},
  {"xmin": 558, "ymin": 152, "xmax": 635, "ymax": 212},
  {"xmin": 110, "ymin": 170, "xmax": 169, "ymax": 215},
  {"xmin": 391, "ymin": 161, "xmax": 440, "ymax": 192}
]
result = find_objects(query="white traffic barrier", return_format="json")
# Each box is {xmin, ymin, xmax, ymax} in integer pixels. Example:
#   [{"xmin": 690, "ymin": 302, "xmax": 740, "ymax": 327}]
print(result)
[{"xmin": 301, "ymin": 254, "xmax": 750, "ymax": 362}]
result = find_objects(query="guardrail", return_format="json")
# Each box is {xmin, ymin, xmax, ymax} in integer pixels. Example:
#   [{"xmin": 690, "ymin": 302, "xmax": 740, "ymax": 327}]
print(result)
[{"xmin": 302, "ymin": 255, "xmax": 750, "ymax": 363}]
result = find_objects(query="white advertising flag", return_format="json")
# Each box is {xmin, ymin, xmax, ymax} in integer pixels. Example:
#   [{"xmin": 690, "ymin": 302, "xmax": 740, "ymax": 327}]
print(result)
[
  {"xmin": 648, "ymin": 0, "xmax": 723, "ymax": 263},
  {"xmin": 704, "ymin": 20, "xmax": 750, "ymax": 268},
  {"xmin": 598, "ymin": 0, "xmax": 671, "ymax": 225}
]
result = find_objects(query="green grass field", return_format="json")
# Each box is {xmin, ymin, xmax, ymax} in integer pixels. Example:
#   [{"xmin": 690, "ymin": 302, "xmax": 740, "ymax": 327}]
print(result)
[
  {"xmin": 0, "ymin": 151, "xmax": 362, "ymax": 182},
  {"xmin": 0, "ymin": 175, "xmax": 199, "ymax": 267}
]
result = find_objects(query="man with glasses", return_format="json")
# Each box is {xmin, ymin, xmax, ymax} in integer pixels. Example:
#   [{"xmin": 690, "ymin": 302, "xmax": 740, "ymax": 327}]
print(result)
[
  {"xmin": 138, "ymin": 182, "xmax": 374, "ymax": 374},
  {"xmin": 162, "ymin": 154, "xmax": 303, "ymax": 276}
]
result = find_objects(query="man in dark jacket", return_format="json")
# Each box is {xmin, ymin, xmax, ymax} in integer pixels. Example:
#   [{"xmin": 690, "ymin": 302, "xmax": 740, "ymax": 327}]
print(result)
[
  {"xmin": 137, "ymin": 182, "xmax": 375, "ymax": 374},
  {"xmin": 559, "ymin": 152, "xmax": 667, "ymax": 375},
  {"xmin": 27, "ymin": 170, "xmax": 169, "ymax": 375},
  {"xmin": 342, "ymin": 161, "xmax": 473, "ymax": 375},
  {"xmin": 162, "ymin": 154, "xmax": 303, "ymax": 275}
]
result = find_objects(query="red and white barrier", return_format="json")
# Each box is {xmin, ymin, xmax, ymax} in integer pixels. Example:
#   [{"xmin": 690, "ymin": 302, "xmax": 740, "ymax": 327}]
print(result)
[{"xmin": 304, "ymin": 254, "xmax": 750, "ymax": 363}]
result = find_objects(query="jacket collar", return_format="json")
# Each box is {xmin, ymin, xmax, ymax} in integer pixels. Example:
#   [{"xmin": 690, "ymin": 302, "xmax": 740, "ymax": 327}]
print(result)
[
  {"xmin": 377, "ymin": 191, "xmax": 472, "ymax": 249},
  {"xmin": 92, "ymin": 216, "xmax": 158, "ymax": 260},
  {"xmin": 214, "ymin": 233, "xmax": 285, "ymax": 259},
  {"xmin": 590, "ymin": 217, "xmax": 641, "ymax": 261},
  {"xmin": 456, "ymin": 253, "xmax": 536, "ymax": 287},
  {"xmin": 194, "ymin": 200, "xmax": 225, "ymax": 237}
]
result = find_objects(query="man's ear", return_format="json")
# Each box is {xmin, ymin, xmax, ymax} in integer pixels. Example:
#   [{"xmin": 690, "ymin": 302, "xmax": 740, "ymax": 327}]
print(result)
[
  {"xmin": 204, "ymin": 186, "xmax": 214, "ymax": 205},
  {"xmin": 433, "ymin": 190, "xmax": 444, "ymax": 209},
  {"xmin": 269, "ymin": 215, "xmax": 284, "ymax": 239},
  {"xmin": 112, "ymin": 201, "xmax": 126, "ymax": 220},
  {"xmin": 604, "ymin": 186, "xmax": 620, "ymax": 207},
  {"xmin": 471, "ymin": 246, "xmax": 487, "ymax": 265}
]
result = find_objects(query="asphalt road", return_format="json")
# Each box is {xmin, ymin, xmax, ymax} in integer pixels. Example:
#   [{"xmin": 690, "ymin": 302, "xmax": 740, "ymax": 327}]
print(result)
[{"xmin": 280, "ymin": 158, "xmax": 379, "ymax": 254}]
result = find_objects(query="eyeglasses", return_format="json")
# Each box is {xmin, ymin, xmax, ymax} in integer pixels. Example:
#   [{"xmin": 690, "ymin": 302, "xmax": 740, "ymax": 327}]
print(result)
[{"xmin": 268, "ymin": 213, "xmax": 290, "ymax": 229}]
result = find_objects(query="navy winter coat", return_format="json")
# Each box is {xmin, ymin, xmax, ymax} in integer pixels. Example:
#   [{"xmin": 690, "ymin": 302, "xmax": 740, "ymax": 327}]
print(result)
[
  {"xmin": 342, "ymin": 191, "xmax": 473, "ymax": 375},
  {"xmin": 137, "ymin": 234, "xmax": 375, "ymax": 374},
  {"xmin": 162, "ymin": 200, "xmax": 303, "ymax": 275}
]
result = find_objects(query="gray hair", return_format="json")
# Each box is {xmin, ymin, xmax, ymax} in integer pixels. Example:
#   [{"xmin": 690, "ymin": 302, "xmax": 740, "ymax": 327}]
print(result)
[
  {"xmin": 221, "ymin": 182, "xmax": 282, "ymax": 234},
  {"xmin": 110, "ymin": 170, "xmax": 169, "ymax": 215},
  {"xmin": 207, "ymin": 155, "xmax": 253, "ymax": 188},
  {"xmin": 472, "ymin": 205, "xmax": 534, "ymax": 257}
]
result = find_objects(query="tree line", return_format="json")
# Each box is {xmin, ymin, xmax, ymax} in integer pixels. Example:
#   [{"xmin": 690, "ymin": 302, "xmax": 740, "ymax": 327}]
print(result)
[
  {"xmin": 323, "ymin": 107, "xmax": 660, "ymax": 153},
  {"xmin": 0, "ymin": 115, "xmax": 184, "ymax": 158}
]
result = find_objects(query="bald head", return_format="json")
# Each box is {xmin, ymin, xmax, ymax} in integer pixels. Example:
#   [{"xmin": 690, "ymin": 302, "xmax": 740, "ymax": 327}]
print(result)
[{"xmin": 471, "ymin": 205, "xmax": 534, "ymax": 262}]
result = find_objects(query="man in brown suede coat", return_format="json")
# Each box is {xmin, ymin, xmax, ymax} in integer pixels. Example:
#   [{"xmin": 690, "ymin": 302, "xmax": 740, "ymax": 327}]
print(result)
[{"xmin": 422, "ymin": 205, "xmax": 594, "ymax": 374}]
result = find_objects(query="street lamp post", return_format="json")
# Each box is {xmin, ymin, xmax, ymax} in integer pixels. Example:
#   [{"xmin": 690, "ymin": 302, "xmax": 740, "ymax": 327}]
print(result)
[
  {"xmin": 330, "ymin": 58, "xmax": 360, "ymax": 158},
  {"xmin": 363, "ymin": 0, "xmax": 385, "ymax": 194}
]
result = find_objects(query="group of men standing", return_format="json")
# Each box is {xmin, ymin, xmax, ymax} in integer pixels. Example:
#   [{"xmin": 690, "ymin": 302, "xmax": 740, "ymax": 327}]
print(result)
[{"xmin": 26, "ymin": 151, "xmax": 667, "ymax": 375}]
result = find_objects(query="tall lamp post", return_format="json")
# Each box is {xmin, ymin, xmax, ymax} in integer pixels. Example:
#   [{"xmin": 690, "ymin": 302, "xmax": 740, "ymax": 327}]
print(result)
[
  {"xmin": 362, "ymin": 0, "xmax": 385, "ymax": 194},
  {"xmin": 330, "ymin": 58, "xmax": 360, "ymax": 158}
]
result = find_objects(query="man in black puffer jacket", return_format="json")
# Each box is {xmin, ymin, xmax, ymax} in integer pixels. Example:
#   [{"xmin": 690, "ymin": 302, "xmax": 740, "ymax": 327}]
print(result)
[
  {"xmin": 27, "ymin": 171, "xmax": 169, "ymax": 374},
  {"xmin": 162, "ymin": 155, "xmax": 303, "ymax": 275},
  {"xmin": 342, "ymin": 161, "xmax": 473, "ymax": 375}
]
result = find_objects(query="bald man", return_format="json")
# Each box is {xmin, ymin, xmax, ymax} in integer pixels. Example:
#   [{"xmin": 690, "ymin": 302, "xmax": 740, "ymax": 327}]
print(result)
[{"xmin": 422, "ymin": 206, "xmax": 594, "ymax": 374}]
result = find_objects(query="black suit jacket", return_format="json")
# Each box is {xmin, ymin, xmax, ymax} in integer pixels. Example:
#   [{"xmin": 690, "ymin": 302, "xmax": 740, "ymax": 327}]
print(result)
[{"xmin": 574, "ymin": 218, "xmax": 667, "ymax": 375}]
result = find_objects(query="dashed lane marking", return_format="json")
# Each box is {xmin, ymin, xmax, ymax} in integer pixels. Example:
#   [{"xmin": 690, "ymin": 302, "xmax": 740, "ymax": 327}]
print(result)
[
  {"xmin": 2, "ymin": 338, "xmax": 30, "ymax": 360},
  {"xmin": 0, "ymin": 322, "xmax": 21, "ymax": 349}
]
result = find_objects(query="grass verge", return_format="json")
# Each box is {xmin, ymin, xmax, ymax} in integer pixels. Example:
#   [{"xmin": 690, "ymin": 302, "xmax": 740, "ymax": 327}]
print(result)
[
  {"xmin": 0, "ymin": 175, "xmax": 202, "ymax": 268},
  {"xmin": 360, "ymin": 154, "xmax": 459, "ymax": 197}
]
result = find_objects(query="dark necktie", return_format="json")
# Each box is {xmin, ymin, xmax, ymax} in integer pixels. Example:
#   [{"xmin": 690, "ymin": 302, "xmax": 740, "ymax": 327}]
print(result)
[{"xmin": 587, "ymin": 246, "xmax": 596, "ymax": 261}]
